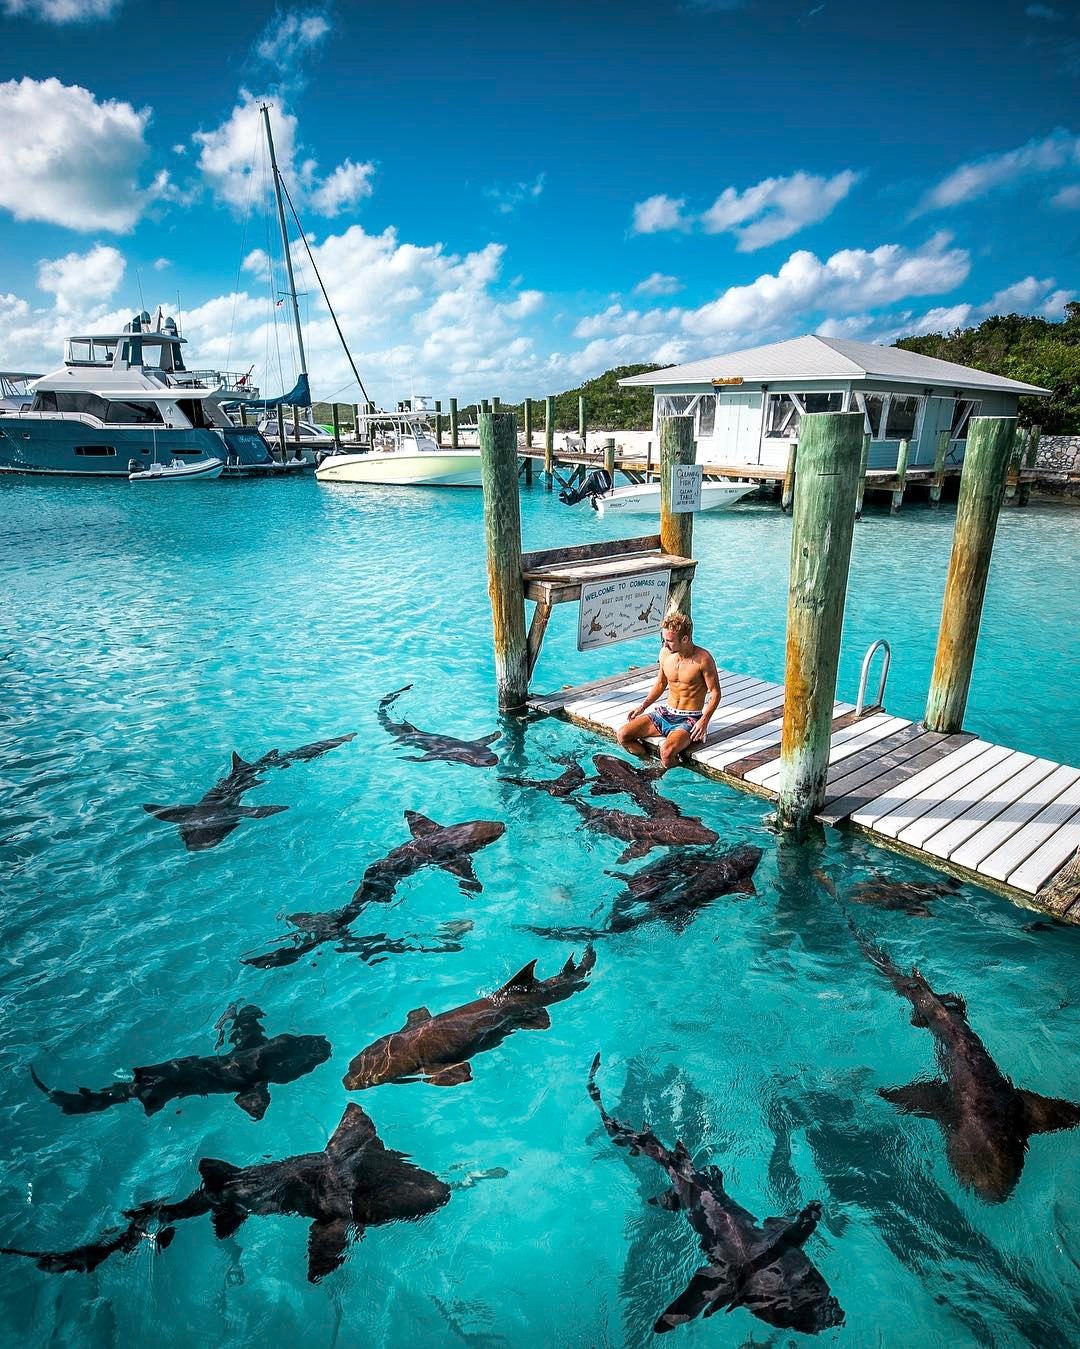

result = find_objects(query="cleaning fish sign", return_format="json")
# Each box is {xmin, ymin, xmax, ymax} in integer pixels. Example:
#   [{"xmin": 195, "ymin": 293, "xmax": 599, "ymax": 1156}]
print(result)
[
  {"xmin": 578, "ymin": 570, "xmax": 671, "ymax": 651},
  {"xmin": 671, "ymin": 463, "xmax": 703, "ymax": 513}
]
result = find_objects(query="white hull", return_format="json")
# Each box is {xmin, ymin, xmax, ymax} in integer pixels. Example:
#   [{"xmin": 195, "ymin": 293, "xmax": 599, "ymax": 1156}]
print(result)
[
  {"xmin": 129, "ymin": 458, "xmax": 223, "ymax": 482},
  {"xmin": 595, "ymin": 480, "xmax": 756, "ymax": 516},
  {"xmin": 315, "ymin": 449, "xmax": 483, "ymax": 487}
]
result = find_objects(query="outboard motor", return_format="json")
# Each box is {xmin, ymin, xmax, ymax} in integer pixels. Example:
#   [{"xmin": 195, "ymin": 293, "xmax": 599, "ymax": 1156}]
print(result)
[
  {"xmin": 559, "ymin": 467, "xmax": 611, "ymax": 508},
  {"xmin": 127, "ymin": 458, "xmax": 142, "ymax": 474}
]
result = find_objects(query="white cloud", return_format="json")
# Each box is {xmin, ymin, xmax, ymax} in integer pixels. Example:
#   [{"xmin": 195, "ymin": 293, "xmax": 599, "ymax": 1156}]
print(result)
[
  {"xmin": 631, "ymin": 194, "xmax": 689, "ymax": 234},
  {"xmin": 37, "ymin": 243, "xmax": 125, "ymax": 311},
  {"xmin": 918, "ymin": 128, "xmax": 1080, "ymax": 212},
  {"xmin": 309, "ymin": 158, "xmax": 375, "ymax": 215},
  {"xmin": 242, "ymin": 248, "xmax": 272, "ymax": 282},
  {"xmin": 484, "ymin": 172, "xmax": 546, "ymax": 214},
  {"xmin": 634, "ymin": 272, "xmax": 681, "ymax": 296},
  {"xmin": 152, "ymin": 257, "xmax": 171, "ymax": 271},
  {"xmin": 254, "ymin": 9, "xmax": 331, "ymax": 65},
  {"xmin": 700, "ymin": 169, "xmax": 859, "ymax": 251},
  {"xmin": 193, "ymin": 92, "xmax": 373, "ymax": 219},
  {"xmin": 1, "ymin": 0, "xmax": 123, "ymax": 23},
  {"xmin": 0, "ymin": 78, "xmax": 151, "ymax": 232},
  {"xmin": 1052, "ymin": 184, "xmax": 1080, "ymax": 208}
]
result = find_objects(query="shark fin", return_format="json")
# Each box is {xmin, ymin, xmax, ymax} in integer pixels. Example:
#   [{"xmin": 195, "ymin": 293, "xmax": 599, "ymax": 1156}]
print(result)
[
  {"xmin": 1018, "ymin": 1089, "xmax": 1080, "ymax": 1136},
  {"xmin": 879, "ymin": 1079, "xmax": 952, "ymax": 1120},
  {"xmin": 518, "ymin": 1008, "xmax": 551, "ymax": 1031},
  {"xmin": 648, "ymin": 1187, "xmax": 683, "ymax": 1211},
  {"xmin": 143, "ymin": 803, "xmax": 194, "ymax": 823},
  {"xmin": 425, "ymin": 1062, "xmax": 473, "ymax": 1087},
  {"xmin": 327, "ymin": 1103, "xmax": 381, "ymax": 1158},
  {"xmin": 237, "ymin": 804, "xmax": 289, "ymax": 819},
  {"xmin": 211, "ymin": 1205, "xmax": 247, "ymax": 1240},
  {"xmin": 234, "ymin": 1083, "xmax": 271, "ymax": 1121},
  {"xmin": 497, "ymin": 960, "xmax": 538, "ymax": 995},
  {"xmin": 199, "ymin": 1158, "xmax": 242, "ymax": 1194},
  {"xmin": 440, "ymin": 854, "xmax": 482, "ymax": 893},
  {"xmin": 307, "ymin": 1217, "xmax": 352, "ymax": 1283},
  {"xmin": 405, "ymin": 810, "xmax": 440, "ymax": 837},
  {"xmin": 479, "ymin": 732, "xmax": 501, "ymax": 747},
  {"xmin": 231, "ymin": 751, "xmax": 256, "ymax": 773},
  {"xmin": 654, "ymin": 1265, "xmax": 734, "ymax": 1333},
  {"xmin": 616, "ymin": 840, "xmax": 652, "ymax": 864},
  {"xmin": 406, "ymin": 1007, "xmax": 433, "ymax": 1027}
]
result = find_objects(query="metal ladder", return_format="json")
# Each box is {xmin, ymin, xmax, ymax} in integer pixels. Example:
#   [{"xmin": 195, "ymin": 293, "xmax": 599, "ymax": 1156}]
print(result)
[{"xmin": 856, "ymin": 639, "xmax": 891, "ymax": 716}]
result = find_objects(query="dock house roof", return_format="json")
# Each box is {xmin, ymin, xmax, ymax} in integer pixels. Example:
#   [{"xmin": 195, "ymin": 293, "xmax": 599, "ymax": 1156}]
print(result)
[{"xmin": 618, "ymin": 334, "xmax": 1050, "ymax": 395}]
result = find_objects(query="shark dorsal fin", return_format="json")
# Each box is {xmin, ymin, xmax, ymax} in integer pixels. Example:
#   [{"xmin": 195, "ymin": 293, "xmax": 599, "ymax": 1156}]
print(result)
[
  {"xmin": 479, "ymin": 732, "xmax": 501, "ymax": 746},
  {"xmin": 405, "ymin": 810, "xmax": 440, "ymax": 837},
  {"xmin": 199, "ymin": 1157, "xmax": 242, "ymax": 1192},
  {"xmin": 406, "ymin": 1007, "xmax": 433, "ymax": 1027},
  {"xmin": 497, "ymin": 960, "xmax": 538, "ymax": 995},
  {"xmin": 326, "ymin": 1103, "xmax": 380, "ymax": 1157},
  {"xmin": 231, "ymin": 751, "xmax": 252, "ymax": 772}
]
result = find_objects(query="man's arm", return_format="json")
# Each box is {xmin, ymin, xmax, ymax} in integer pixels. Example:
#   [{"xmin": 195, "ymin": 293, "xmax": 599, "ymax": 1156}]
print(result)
[
  {"xmin": 689, "ymin": 654, "xmax": 721, "ymax": 743},
  {"xmin": 629, "ymin": 660, "xmax": 668, "ymax": 719}
]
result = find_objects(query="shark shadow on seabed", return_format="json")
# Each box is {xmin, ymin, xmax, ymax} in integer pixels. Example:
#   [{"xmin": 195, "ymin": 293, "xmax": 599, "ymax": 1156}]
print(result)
[
  {"xmin": 377, "ymin": 686, "xmax": 500, "ymax": 766},
  {"xmin": 524, "ymin": 844, "xmax": 762, "ymax": 943},
  {"xmin": 588, "ymin": 1055, "xmax": 844, "ymax": 1336},
  {"xmin": 29, "ymin": 1003, "xmax": 330, "ymax": 1120},
  {"xmin": 242, "ymin": 811, "xmax": 504, "ymax": 968},
  {"xmin": 343, "ymin": 949, "xmax": 597, "ymax": 1089},
  {"xmin": 2, "ymin": 1104, "xmax": 449, "ymax": 1284},
  {"xmin": 761, "ymin": 1075, "xmax": 1080, "ymax": 1347},
  {"xmin": 143, "ymin": 733, "xmax": 356, "ymax": 851}
]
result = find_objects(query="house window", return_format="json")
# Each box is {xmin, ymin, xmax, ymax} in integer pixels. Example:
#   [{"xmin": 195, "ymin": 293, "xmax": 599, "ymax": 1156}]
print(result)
[
  {"xmin": 697, "ymin": 395, "xmax": 716, "ymax": 437},
  {"xmin": 765, "ymin": 394, "xmax": 799, "ymax": 439},
  {"xmin": 950, "ymin": 398, "xmax": 980, "ymax": 439},
  {"xmin": 885, "ymin": 395, "xmax": 920, "ymax": 440},
  {"xmin": 802, "ymin": 392, "xmax": 843, "ymax": 415},
  {"xmin": 74, "ymin": 445, "xmax": 116, "ymax": 457},
  {"xmin": 656, "ymin": 394, "xmax": 695, "ymax": 418},
  {"xmin": 860, "ymin": 394, "xmax": 886, "ymax": 439}
]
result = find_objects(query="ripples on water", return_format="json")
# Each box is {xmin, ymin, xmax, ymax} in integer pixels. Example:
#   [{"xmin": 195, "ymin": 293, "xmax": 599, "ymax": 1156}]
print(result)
[{"xmin": 1, "ymin": 477, "xmax": 1078, "ymax": 1346}]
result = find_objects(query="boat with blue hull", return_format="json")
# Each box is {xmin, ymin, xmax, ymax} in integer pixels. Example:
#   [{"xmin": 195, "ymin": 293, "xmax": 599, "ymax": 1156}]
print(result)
[{"xmin": 0, "ymin": 313, "xmax": 292, "ymax": 479}]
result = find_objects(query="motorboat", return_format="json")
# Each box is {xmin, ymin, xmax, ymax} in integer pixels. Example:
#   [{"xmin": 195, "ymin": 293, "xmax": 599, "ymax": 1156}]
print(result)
[
  {"xmin": 0, "ymin": 371, "xmax": 38, "ymax": 412},
  {"xmin": 559, "ymin": 468, "xmax": 756, "ymax": 516},
  {"xmin": 0, "ymin": 311, "xmax": 279, "ymax": 478},
  {"xmin": 128, "ymin": 456, "xmax": 223, "ymax": 482},
  {"xmin": 257, "ymin": 415, "xmax": 335, "ymax": 464},
  {"xmin": 315, "ymin": 406, "xmax": 482, "ymax": 487}
]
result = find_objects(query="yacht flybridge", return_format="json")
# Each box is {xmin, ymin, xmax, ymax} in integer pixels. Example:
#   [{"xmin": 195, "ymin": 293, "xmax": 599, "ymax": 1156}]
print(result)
[{"xmin": 0, "ymin": 312, "xmax": 294, "ymax": 478}]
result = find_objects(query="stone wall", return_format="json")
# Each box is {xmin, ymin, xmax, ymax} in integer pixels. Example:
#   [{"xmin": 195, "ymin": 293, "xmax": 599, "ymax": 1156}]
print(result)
[{"xmin": 1036, "ymin": 435, "xmax": 1080, "ymax": 476}]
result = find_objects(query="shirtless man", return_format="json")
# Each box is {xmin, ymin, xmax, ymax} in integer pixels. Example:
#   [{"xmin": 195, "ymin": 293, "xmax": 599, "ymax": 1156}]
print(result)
[{"xmin": 616, "ymin": 611, "xmax": 721, "ymax": 770}]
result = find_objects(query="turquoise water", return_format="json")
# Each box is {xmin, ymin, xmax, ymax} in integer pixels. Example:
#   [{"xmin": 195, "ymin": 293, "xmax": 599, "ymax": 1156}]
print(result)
[{"xmin": 2, "ymin": 476, "xmax": 1079, "ymax": 1348}]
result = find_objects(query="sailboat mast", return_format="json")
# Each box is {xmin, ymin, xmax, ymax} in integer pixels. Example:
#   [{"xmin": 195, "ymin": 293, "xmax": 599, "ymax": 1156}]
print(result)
[{"xmin": 260, "ymin": 102, "xmax": 308, "ymax": 379}]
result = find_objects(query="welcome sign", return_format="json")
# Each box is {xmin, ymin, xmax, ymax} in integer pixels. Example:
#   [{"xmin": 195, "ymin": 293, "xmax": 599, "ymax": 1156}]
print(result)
[{"xmin": 577, "ymin": 570, "xmax": 671, "ymax": 651}]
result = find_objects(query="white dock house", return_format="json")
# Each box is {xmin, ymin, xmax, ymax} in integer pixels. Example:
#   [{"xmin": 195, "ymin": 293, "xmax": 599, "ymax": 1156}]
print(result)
[{"xmin": 619, "ymin": 334, "xmax": 1048, "ymax": 470}]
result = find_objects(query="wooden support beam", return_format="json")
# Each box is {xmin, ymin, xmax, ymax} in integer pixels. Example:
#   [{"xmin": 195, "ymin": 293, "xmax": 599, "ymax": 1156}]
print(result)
[
  {"xmin": 929, "ymin": 429, "xmax": 949, "ymax": 508},
  {"xmin": 891, "ymin": 437, "xmax": 910, "ymax": 513},
  {"xmin": 781, "ymin": 441, "xmax": 797, "ymax": 513},
  {"xmin": 645, "ymin": 439, "xmax": 653, "ymax": 480},
  {"xmin": 491, "ymin": 395, "xmax": 501, "ymax": 411},
  {"xmin": 276, "ymin": 403, "xmax": 286, "ymax": 463},
  {"xmin": 775, "ymin": 411, "xmax": 863, "ymax": 834},
  {"xmin": 331, "ymin": 402, "xmax": 341, "ymax": 449},
  {"xmin": 855, "ymin": 432, "xmax": 870, "ymax": 520},
  {"xmin": 1018, "ymin": 423, "xmax": 1040, "ymax": 505},
  {"xmin": 578, "ymin": 394, "xmax": 586, "ymax": 449},
  {"xmin": 924, "ymin": 416, "xmax": 1016, "ymax": 734},
  {"xmin": 603, "ymin": 436, "xmax": 616, "ymax": 479},
  {"xmin": 435, "ymin": 399, "xmax": 443, "ymax": 447},
  {"xmin": 1003, "ymin": 425, "xmax": 1023, "ymax": 505},
  {"xmin": 659, "ymin": 415, "xmax": 696, "ymax": 618},
  {"xmin": 523, "ymin": 397, "xmax": 532, "ymax": 450},
  {"xmin": 449, "ymin": 397, "xmax": 459, "ymax": 450},
  {"xmin": 544, "ymin": 395, "xmax": 555, "ymax": 490},
  {"xmin": 292, "ymin": 405, "xmax": 301, "ymax": 456},
  {"xmin": 526, "ymin": 600, "xmax": 552, "ymax": 680},
  {"xmin": 480, "ymin": 411, "xmax": 528, "ymax": 711}
]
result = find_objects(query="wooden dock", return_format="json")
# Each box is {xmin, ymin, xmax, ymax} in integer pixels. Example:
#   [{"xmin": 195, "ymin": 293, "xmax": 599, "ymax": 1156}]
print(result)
[{"xmin": 527, "ymin": 665, "xmax": 1080, "ymax": 923}]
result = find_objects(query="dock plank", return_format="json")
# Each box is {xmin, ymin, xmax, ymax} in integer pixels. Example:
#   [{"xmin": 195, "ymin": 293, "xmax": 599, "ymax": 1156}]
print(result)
[
  {"xmin": 747, "ymin": 713, "xmax": 911, "ymax": 789},
  {"xmin": 819, "ymin": 734, "xmax": 976, "ymax": 827},
  {"xmin": 919, "ymin": 756, "xmax": 1063, "ymax": 861},
  {"xmin": 851, "ymin": 739, "xmax": 995, "ymax": 829},
  {"xmin": 1009, "ymin": 816, "xmax": 1080, "ymax": 895},
  {"xmin": 950, "ymin": 763, "xmax": 1080, "ymax": 871},
  {"xmin": 822, "ymin": 723, "xmax": 931, "ymax": 793},
  {"xmin": 898, "ymin": 749, "xmax": 1036, "ymax": 851},
  {"xmin": 979, "ymin": 775, "xmax": 1080, "ymax": 884},
  {"xmin": 871, "ymin": 744, "xmax": 1016, "ymax": 841}
]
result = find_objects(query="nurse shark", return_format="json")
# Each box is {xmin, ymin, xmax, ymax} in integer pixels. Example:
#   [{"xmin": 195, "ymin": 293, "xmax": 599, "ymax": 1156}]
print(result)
[{"xmin": 378, "ymin": 685, "xmax": 500, "ymax": 766}]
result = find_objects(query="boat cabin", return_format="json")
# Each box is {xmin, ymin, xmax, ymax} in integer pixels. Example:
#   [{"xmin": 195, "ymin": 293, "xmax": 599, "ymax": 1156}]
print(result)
[{"xmin": 619, "ymin": 334, "xmax": 1049, "ymax": 469}]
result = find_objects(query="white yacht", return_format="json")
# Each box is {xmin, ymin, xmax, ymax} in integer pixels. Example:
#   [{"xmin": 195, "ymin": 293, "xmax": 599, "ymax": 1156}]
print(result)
[
  {"xmin": 0, "ymin": 312, "xmax": 280, "ymax": 478},
  {"xmin": 0, "ymin": 371, "xmax": 39, "ymax": 412},
  {"xmin": 315, "ymin": 405, "xmax": 482, "ymax": 487}
]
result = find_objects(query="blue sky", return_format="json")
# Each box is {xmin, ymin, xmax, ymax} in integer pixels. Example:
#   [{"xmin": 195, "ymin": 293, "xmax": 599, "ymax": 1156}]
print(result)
[{"xmin": 1, "ymin": 0, "xmax": 1078, "ymax": 402}]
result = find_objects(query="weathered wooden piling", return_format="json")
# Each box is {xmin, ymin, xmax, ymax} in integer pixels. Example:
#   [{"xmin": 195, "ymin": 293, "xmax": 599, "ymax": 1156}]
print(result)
[
  {"xmin": 659, "ymin": 415, "xmax": 696, "ymax": 617},
  {"xmin": 331, "ymin": 403, "xmax": 341, "ymax": 449},
  {"xmin": 1003, "ymin": 426, "xmax": 1023, "ymax": 505},
  {"xmin": 449, "ymin": 397, "xmax": 459, "ymax": 449},
  {"xmin": 603, "ymin": 436, "xmax": 616, "ymax": 479},
  {"xmin": 544, "ymin": 395, "xmax": 555, "ymax": 489},
  {"xmin": 929, "ymin": 429, "xmax": 949, "ymax": 508},
  {"xmin": 891, "ymin": 437, "xmax": 910, "ymax": 513},
  {"xmin": 479, "ymin": 411, "xmax": 528, "ymax": 711},
  {"xmin": 854, "ymin": 432, "xmax": 870, "ymax": 520},
  {"xmin": 353, "ymin": 404, "xmax": 362, "ymax": 443},
  {"xmin": 645, "ymin": 439, "xmax": 653, "ymax": 479},
  {"xmin": 292, "ymin": 405, "xmax": 301, "ymax": 457},
  {"xmin": 435, "ymin": 399, "xmax": 443, "ymax": 447},
  {"xmin": 578, "ymin": 395, "xmax": 586, "ymax": 447},
  {"xmin": 1018, "ymin": 423, "xmax": 1040, "ymax": 505},
  {"xmin": 491, "ymin": 396, "xmax": 501, "ymax": 412},
  {"xmin": 522, "ymin": 398, "xmax": 534, "ymax": 484},
  {"xmin": 924, "ymin": 416, "xmax": 1017, "ymax": 734},
  {"xmin": 781, "ymin": 441, "xmax": 798, "ymax": 513},
  {"xmin": 775, "ymin": 412, "xmax": 863, "ymax": 834},
  {"xmin": 276, "ymin": 404, "xmax": 286, "ymax": 462}
]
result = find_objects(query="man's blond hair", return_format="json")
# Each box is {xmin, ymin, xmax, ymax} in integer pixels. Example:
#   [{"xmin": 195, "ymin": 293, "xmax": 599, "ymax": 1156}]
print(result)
[{"xmin": 661, "ymin": 611, "xmax": 693, "ymax": 641}]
